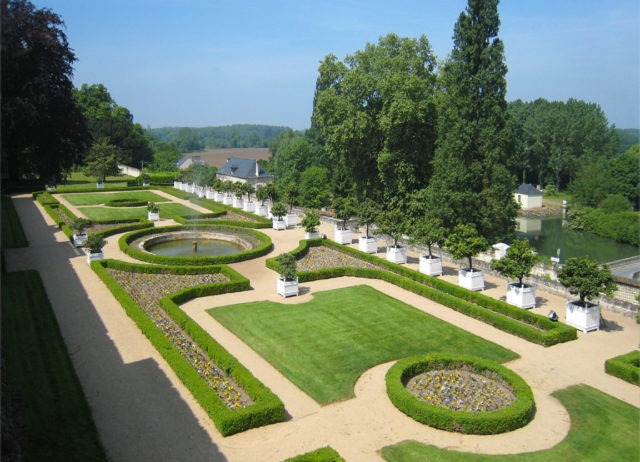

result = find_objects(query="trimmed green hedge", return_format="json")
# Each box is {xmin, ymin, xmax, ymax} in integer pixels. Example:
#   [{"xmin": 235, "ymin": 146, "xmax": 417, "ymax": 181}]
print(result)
[
  {"xmin": 266, "ymin": 239, "xmax": 576, "ymax": 346},
  {"xmin": 283, "ymin": 447, "xmax": 346, "ymax": 462},
  {"xmin": 386, "ymin": 354, "xmax": 534, "ymax": 434},
  {"xmin": 2, "ymin": 195, "xmax": 28, "ymax": 248},
  {"xmin": 104, "ymin": 198, "xmax": 148, "ymax": 207},
  {"xmin": 119, "ymin": 224, "xmax": 273, "ymax": 265},
  {"xmin": 91, "ymin": 259, "xmax": 285, "ymax": 435},
  {"xmin": 605, "ymin": 351, "xmax": 639, "ymax": 386},
  {"xmin": 187, "ymin": 197, "xmax": 272, "ymax": 229}
]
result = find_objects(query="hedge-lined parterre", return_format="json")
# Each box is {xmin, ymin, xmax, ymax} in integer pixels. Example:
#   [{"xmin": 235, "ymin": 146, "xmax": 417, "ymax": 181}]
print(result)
[
  {"xmin": 605, "ymin": 350, "xmax": 639, "ymax": 386},
  {"xmin": 104, "ymin": 198, "xmax": 148, "ymax": 207},
  {"xmin": 386, "ymin": 354, "xmax": 534, "ymax": 434}
]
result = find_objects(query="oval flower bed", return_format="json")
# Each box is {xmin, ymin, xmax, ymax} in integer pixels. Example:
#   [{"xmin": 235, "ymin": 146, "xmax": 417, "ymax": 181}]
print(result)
[
  {"xmin": 104, "ymin": 198, "xmax": 148, "ymax": 207},
  {"xmin": 386, "ymin": 354, "xmax": 534, "ymax": 434}
]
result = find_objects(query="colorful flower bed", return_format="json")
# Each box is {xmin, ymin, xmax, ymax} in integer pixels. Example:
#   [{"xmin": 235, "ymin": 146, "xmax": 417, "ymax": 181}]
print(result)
[
  {"xmin": 296, "ymin": 246, "xmax": 379, "ymax": 272},
  {"xmin": 407, "ymin": 369, "xmax": 515, "ymax": 412},
  {"xmin": 106, "ymin": 269, "xmax": 253, "ymax": 409}
]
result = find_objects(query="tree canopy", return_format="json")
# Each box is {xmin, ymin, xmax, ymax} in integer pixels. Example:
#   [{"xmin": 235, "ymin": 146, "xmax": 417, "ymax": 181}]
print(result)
[
  {"xmin": 491, "ymin": 238, "xmax": 540, "ymax": 286},
  {"xmin": 558, "ymin": 257, "xmax": 617, "ymax": 304},
  {"xmin": 1, "ymin": 0, "xmax": 89, "ymax": 184}
]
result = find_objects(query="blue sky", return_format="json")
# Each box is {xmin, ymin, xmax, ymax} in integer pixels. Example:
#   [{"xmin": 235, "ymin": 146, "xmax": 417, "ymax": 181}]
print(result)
[{"xmin": 33, "ymin": 0, "xmax": 639, "ymax": 130}]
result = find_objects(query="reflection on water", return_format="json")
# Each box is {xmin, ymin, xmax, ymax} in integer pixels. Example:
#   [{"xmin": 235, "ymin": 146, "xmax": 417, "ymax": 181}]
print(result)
[
  {"xmin": 148, "ymin": 239, "xmax": 244, "ymax": 257},
  {"xmin": 515, "ymin": 216, "xmax": 638, "ymax": 263}
]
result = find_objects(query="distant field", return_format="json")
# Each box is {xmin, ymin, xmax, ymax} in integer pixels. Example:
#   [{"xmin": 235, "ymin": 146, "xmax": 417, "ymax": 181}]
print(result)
[{"xmin": 184, "ymin": 148, "xmax": 270, "ymax": 168}]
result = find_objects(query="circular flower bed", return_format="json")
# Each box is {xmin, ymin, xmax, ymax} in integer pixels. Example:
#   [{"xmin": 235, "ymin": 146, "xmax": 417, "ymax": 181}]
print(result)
[
  {"xmin": 386, "ymin": 354, "xmax": 534, "ymax": 434},
  {"xmin": 104, "ymin": 198, "xmax": 148, "ymax": 207}
]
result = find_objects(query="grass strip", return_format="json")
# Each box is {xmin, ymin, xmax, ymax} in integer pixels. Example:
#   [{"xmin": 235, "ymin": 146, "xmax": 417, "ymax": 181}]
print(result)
[
  {"xmin": 1, "ymin": 270, "xmax": 107, "ymax": 461},
  {"xmin": 210, "ymin": 285, "xmax": 517, "ymax": 404},
  {"xmin": 380, "ymin": 384, "xmax": 639, "ymax": 461},
  {"xmin": 78, "ymin": 202, "xmax": 202, "ymax": 221},
  {"xmin": 1, "ymin": 195, "xmax": 28, "ymax": 248},
  {"xmin": 283, "ymin": 447, "xmax": 346, "ymax": 461},
  {"xmin": 61, "ymin": 191, "xmax": 168, "ymax": 206}
]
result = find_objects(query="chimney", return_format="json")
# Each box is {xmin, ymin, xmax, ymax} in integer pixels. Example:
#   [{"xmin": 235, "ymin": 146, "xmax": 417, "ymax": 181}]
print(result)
[{"xmin": 255, "ymin": 161, "xmax": 260, "ymax": 177}]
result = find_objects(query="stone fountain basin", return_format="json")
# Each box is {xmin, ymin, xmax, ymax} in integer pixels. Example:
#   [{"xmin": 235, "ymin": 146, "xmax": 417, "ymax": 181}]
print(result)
[{"xmin": 135, "ymin": 231, "xmax": 258, "ymax": 256}]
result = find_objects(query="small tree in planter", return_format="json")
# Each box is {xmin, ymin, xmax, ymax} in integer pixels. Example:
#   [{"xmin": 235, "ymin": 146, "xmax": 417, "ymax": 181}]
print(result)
[
  {"xmin": 375, "ymin": 208, "xmax": 409, "ymax": 263},
  {"xmin": 85, "ymin": 233, "xmax": 106, "ymax": 264},
  {"xmin": 558, "ymin": 256, "xmax": 617, "ymax": 332},
  {"xmin": 445, "ymin": 224, "xmax": 489, "ymax": 291},
  {"xmin": 138, "ymin": 172, "xmax": 151, "ymax": 186},
  {"xmin": 357, "ymin": 198, "xmax": 379, "ymax": 253},
  {"xmin": 270, "ymin": 201, "xmax": 287, "ymax": 230},
  {"xmin": 491, "ymin": 238, "xmax": 541, "ymax": 308},
  {"xmin": 71, "ymin": 218, "xmax": 91, "ymax": 247},
  {"xmin": 232, "ymin": 182, "xmax": 245, "ymax": 208},
  {"xmin": 147, "ymin": 202, "xmax": 160, "ymax": 221},
  {"xmin": 301, "ymin": 211, "xmax": 321, "ymax": 239},
  {"xmin": 276, "ymin": 252, "xmax": 299, "ymax": 297},
  {"xmin": 409, "ymin": 216, "xmax": 446, "ymax": 276},
  {"xmin": 332, "ymin": 196, "xmax": 356, "ymax": 244},
  {"xmin": 255, "ymin": 185, "xmax": 269, "ymax": 216},
  {"xmin": 283, "ymin": 182, "xmax": 298, "ymax": 227},
  {"xmin": 242, "ymin": 182, "xmax": 255, "ymax": 212}
]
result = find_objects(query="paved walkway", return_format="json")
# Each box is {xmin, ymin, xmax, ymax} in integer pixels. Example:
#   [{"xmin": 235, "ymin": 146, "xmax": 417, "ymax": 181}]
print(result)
[{"xmin": 5, "ymin": 193, "xmax": 639, "ymax": 462}]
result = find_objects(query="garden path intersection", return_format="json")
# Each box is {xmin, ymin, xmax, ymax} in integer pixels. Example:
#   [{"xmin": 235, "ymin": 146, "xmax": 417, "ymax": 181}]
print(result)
[{"xmin": 5, "ymin": 192, "xmax": 639, "ymax": 462}]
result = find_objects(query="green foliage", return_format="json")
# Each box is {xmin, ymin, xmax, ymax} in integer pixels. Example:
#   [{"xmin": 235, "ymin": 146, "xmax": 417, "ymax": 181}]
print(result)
[
  {"xmin": 599, "ymin": 194, "xmax": 632, "ymax": 213},
  {"xmin": 270, "ymin": 202, "xmax": 287, "ymax": 219},
  {"xmin": 375, "ymin": 208, "xmax": 408, "ymax": 247},
  {"xmin": 83, "ymin": 139, "xmax": 121, "ymax": 183},
  {"xmin": 269, "ymin": 133, "xmax": 315, "ymax": 189},
  {"xmin": 2, "ymin": 195, "xmax": 28, "ymax": 248},
  {"xmin": 566, "ymin": 207, "xmax": 639, "ymax": 246},
  {"xmin": 408, "ymin": 215, "xmax": 446, "ymax": 258},
  {"xmin": 71, "ymin": 217, "xmax": 91, "ymax": 233},
  {"xmin": 386, "ymin": 354, "xmax": 534, "ymax": 434},
  {"xmin": 104, "ymin": 198, "xmax": 147, "ymax": 207},
  {"xmin": 283, "ymin": 447, "xmax": 345, "ymax": 462},
  {"xmin": 299, "ymin": 166, "xmax": 331, "ymax": 209},
  {"xmin": 543, "ymin": 184, "xmax": 558, "ymax": 197},
  {"xmin": 2, "ymin": 270, "xmax": 107, "ymax": 461},
  {"xmin": 283, "ymin": 182, "xmax": 298, "ymax": 211},
  {"xmin": 445, "ymin": 224, "xmax": 489, "ymax": 271},
  {"xmin": 332, "ymin": 196, "xmax": 356, "ymax": 229},
  {"xmin": 147, "ymin": 201, "xmax": 159, "ymax": 212},
  {"xmin": 609, "ymin": 144, "xmax": 639, "ymax": 209},
  {"xmin": 86, "ymin": 233, "xmax": 106, "ymax": 253},
  {"xmin": 491, "ymin": 238, "xmax": 541, "ymax": 286},
  {"xmin": 255, "ymin": 184, "xmax": 269, "ymax": 205},
  {"xmin": 91, "ymin": 260, "xmax": 285, "ymax": 435},
  {"xmin": 148, "ymin": 124, "xmax": 288, "ymax": 150},
  {"xmin": 277, "ymin": 253, "xmax": 297, "ymax": 280},
  {"xmin": 301, "ymin": 211, "xmax": 321, "ymax": 233},
  {"xmin": 356, "ymin": 198, "xmax": 379, "ymax": 238},
  {"xmin": 605, "ymin": 351, "xmax": 639, "ymax": 386},
  {"xmin": 557, "ymin": 257, "xmax": 617, "ymax": 303}
]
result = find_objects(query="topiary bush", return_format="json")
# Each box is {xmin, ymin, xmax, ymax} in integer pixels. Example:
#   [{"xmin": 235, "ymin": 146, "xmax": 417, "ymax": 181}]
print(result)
[
  {"xmin": 104, "ymin": 198, "xmax": 148, "ymax": 207},
  {"xmin": 386, "ymin": 354, "xmax": 534, "ymax": 434},
  {"xmin": 605, "ymin": 351, "xmax": 639, "ymax": 386}
]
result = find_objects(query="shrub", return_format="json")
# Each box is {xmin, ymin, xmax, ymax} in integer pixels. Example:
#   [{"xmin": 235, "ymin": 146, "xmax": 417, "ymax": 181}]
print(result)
[
  {"xmin": 386, "ymin": 354, "xmax": 534, "ymax": 434},
  {"xmin": 445, "ymin": 224, "xmax": 489, "ymax": 271},
  {"xmin": 599, "ymin": 194, "xmax": 632, "ymax": 213},
  {"xmin": 283, "ymin": 447, "xmax": 345, "ymax": 462},
  {"xmin": 558, "ymin": 257, "xmax": 617, "ymax": 304},
  {"xmin": 86, "ymin": 234, "xmax": 106, "ymax": 253},
  {"xmin": 301, "ymin": 211, "xmax": 320, "ymax": 233},
  {"xmin": 277, "ymin": 253, "xmax": 297, "ymax": 280},
  {"xmin": 104, "ymin": 198, "xmax": 148, "ymax": 207},
  {"xmin": 605, "ymin": 351, "xmax": 639, "ymax": 386}
]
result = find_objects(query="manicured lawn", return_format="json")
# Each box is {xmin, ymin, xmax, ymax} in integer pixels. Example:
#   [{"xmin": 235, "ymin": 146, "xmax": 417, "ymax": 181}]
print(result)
[
  {"xmin": 380, "ymin": 384, "xmax": 639, "ymax": 462},
  {"xmin": 78, "ymin": 202, "xmax": 202, "ymax": 220},
  {"xmin": 284, "ymin": 446, "xmax": 346, "ymax": 461},
  {"xmin": 54, "ymin": 171, "xmax": 131, "ymax": 190},
  {"xmin": 210, "ymin": 285, "xmax": 518, "ymax": 404},
  {"xmin": 1, "ymin": 270, "xmax": 107, "ymax": 461},
  {"xmin": 1, "ymin": 195, "xmax": 28, "ymax": 248},
  {"xmin": 62, "ymin": 190, "xmax": 168, "ymax": 206}
]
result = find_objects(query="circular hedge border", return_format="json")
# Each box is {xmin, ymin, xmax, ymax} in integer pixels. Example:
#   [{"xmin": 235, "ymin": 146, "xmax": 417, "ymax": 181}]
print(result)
[
  {"xmin": 386, "ymin": 354, "xmax": 534, "ymax": 434},
  {"xmin": 119, "ymin": 224, "xmax": 272, "ymax": 265},
  {"xmin": 105, "ymin": 198, "xmax": 148, "ymax": 207}
]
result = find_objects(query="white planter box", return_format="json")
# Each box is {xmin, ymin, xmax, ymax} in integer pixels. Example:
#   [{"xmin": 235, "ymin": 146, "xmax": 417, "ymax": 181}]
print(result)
[
  {"xmin": 96, "ymin": 182, "xmax": 104, "ymax": 188},
  {"xmin": 285, "ymin": 213, "xmax": 297, "ymax": 228},
  {"xmin": 359, "ymin": 236, "xmax": 377, "ymax": 253},
  {"xmin": 334, "ymin": 227, "xmax": 352, "ymax": 244},
  {"xmin": 173, "ymin": 181, "xmax": 180, "ymax": 189},
  {"xmin": 233, "ymin": 198, "xmax": 244, "ymax": 208},
  {"xmin": 206, "ymin": 190, "xmax": 215, "ymax": 199},
  {"xmin": 506, "ymin": 283, "xmax": 536, "ymax": 309},
  {"xmin": 196, "ymin": 188, "xmax": 205, "ymax": 198},
  {"xmin": 277, "ymin": 277, "xmax": 299, "ymax": 297},
  {"xmin": 222, "ymin": 195, "xmax": 233, "ymax": 205},
  {"xmin": 46, "ymin": 185, "xmax": 56, "ymax": 191},
  {"xmin": 305, "ymin": 231, "xmax": 320, "ymax": 239},
  {"xmin": 256, "ymin": 205, "xmax": 268, "ymax": 216},
  {"xmin": 566, "ymin": 301, "xmax": 600, "ymax": 333},
  {"xmin": 142, "ymin": 182, "xmax": 150, "ymax": 187},
  {"xmin": 419, "ymin": 255, "xmax": 442, "ymax": 276},
  {"xmin": 73, "ymin": 232, "xmax": 88, "ymax": 248},
  {"xmin": 187, "ymin": 184, "xmax": 195, "ymax": 193},
  {"xmin": 86, "ymin": 251, "xmax": 104, "ymax": 264},
  {"xmin": 147, "ymin": 211, "xmax": 160, "ymax": 221},
  {"xmin": 243, "ymin": 201, "xmax": 255, "ymax": 213},
  {"xmin": 386, "ymin": 245, "xmax": 407, "ymax": 264},
  {"xmin": 272, "ymin": 219, "xmax": 286, "ymax": 230},
  {"xmin": 215, "ymin": 192, "xmax": 225, "ymax": 202},
  {"xmin": 458, "ymin": 268, "xmax": 485, "ymax": 291},
  {"xmin": 179, "ymin": 182, "xmax": 187, "ymax": 191}
]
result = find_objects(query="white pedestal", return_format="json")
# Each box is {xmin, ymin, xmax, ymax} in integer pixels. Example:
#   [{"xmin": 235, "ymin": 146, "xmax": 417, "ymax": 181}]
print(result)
[
  {"xmin": 359, "ymin": 236, "xmax": 377, "ymax": 253},
  {"xmin": 419, "ymin": 256, "xmax": 442, "ymax": 276},
  {"xmin": 566, "ymin": 301, "xmax": 600, "ymax": 333},
  {"xmin": 272, "ymin": 219, "xmax": 286, "ymax": 230},
  {"xmin": 173, "ymin": 181, "xmax": 181, "ymax": 189},
  {"xmin": 215, "ymin": 192, "xmax": 224, "ymax": 202},
  {"xmin": 223, "ymin": 196, "xmax": 233, "ymax": 205},
  {"xmin": 285, "ymin": 213, "xmax": 297, "ymax": 227},
  {"xmin": 506, "ymin": 283, "xmax": 536, "ymax": 309},
  {"xmin": 187, "ymin": 184, "xmax": 195, "ymax": 193},
  {"xmin": 386, "ymin": 246, "xmax": 407, "ymax": 264},
  {"xmin": 196, "ymin": 188, "xmax": 205, "ymax": 198},
  {"xmin": 46, "ymin": 185, "xmax": 56, "ymax": 191},
  {"xmin": 142, "ymin": 182, "xmax": 150, "ymax": 187},
  {"xmin": 148, "ymin": 211, "xmax": 160, "ymax": 221},
  {"xmin": 73, "ymin": 233, "xmax": 88, "ymax": 248},
  {"xmin": 233, "ymin": 198, "xmax": 244, "ymax": 208},
  {"xmin": 206, "ymin": 190, "xmax": 215, "ymax": 199},
  {"xmin": 180, "ymin": 183, "xmax": 187, "ymax": 191},
  {"xmin": 277, "ymin": 277, "xmax": 299, "ymax": 297},
  {"xmin": 256, "ymin": 205, "xmax": 268, "ymax": 216},
  {"xmin": 87, "ymin": 251, "xmax": 104, "ymax": 264},
  {"xmin": 458, "ymin": 269, "xmax": 484, "ymax": 291},
  {"xmin": 96, "ymin": 182, "xmax": 104, "ymax": 188},
  {"xmin": 305, "ymin": 231, "xmax": 320, "ymax": 239},
  {"xmin": 243, "ymin": 201, "xmax": 255, "ymax": 213},
  {"xmin": 334, "ymin": 227, "xmax": 352, "ymax": 244}
]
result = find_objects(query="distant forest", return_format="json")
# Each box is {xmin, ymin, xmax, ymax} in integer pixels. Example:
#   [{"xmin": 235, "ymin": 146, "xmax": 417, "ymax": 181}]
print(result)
[
  {"xmin": 615, "ymin": 128, "xmax": 639, "ymax": 154},
  {"xmin": 147, "ymin": 124, "xmax": 291, "ymax": 152}
]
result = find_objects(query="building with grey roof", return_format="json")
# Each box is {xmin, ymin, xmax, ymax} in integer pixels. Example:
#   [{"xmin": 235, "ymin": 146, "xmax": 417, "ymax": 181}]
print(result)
[{"xmin": 216, "ymin": 157, "xmax": 273, "ymax": 188}]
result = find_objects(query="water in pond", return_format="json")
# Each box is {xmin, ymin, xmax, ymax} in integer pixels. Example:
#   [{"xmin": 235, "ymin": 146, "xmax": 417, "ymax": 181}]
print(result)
[
  {"xmin": 515, "ymin": 216, "xmax": 638, "ymax": 263},
  {"xmin": 148, "ymin": 239, "xmax": 244, "ymax": 257}
]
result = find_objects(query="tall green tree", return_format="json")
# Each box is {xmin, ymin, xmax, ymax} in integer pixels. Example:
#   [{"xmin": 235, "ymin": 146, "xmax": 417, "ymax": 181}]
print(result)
[
  {"xmin": 83, "ymin": 139, "xmax": 120, "ymax": 183},
  {"xmin": 426, "ymin": 0, "xmax": 517, "ymax": 243},
  {"xmin": 1, "ymin": 0, "xmax": 89, "ymax": 184}
]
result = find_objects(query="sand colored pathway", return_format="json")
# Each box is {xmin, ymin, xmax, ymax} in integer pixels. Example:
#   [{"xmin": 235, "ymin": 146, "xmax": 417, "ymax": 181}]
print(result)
[{"xmin": 5, "ymin": 193, "xmax": 639, "ymax": 462}]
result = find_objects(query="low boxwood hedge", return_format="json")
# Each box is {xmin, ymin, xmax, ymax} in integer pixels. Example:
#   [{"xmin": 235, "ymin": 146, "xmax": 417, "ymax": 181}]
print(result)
[
  {"xmin": 104, "ymin": 198, "xmax": 148, "ymax": 207},
  {"xmin": 386, "ymin": 354, "xmax": 534, "ymax": 434},
  {"xmin": 91, "ymin": 259, "xmax": 285, "ymax": 435},
  {"xmin": 605, "ymin": 351, "xmax": 639, "ymax": 386},
  {"xmin": 266, "ymin": 239, "xmax": 576, "ymax": 346},
  {"xmin": 283, "ymin": 447, "xmax": 346, "ymax": 462},
  {"xmin": 119, "ymin": 224, "xmax": 273, "ymax": 265}
]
